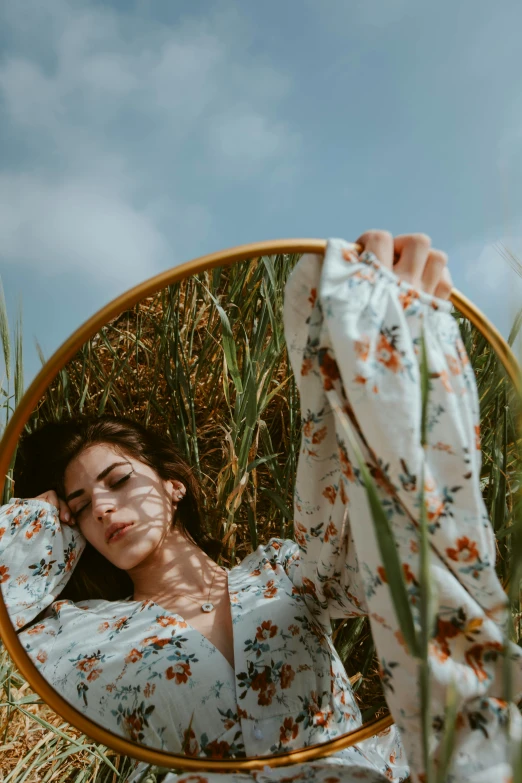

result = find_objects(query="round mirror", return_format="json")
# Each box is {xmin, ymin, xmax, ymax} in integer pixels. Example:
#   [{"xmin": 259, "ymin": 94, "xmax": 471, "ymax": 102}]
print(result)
[{"xmin": 0, "ymin": 239, "xmax": 520, "ymax": 777}]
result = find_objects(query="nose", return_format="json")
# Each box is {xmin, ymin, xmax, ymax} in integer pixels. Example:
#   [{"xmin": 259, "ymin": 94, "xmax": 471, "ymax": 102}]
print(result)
[{"xmin": 92, "ymin": 494, "xmax": 116, "ymax": 522}]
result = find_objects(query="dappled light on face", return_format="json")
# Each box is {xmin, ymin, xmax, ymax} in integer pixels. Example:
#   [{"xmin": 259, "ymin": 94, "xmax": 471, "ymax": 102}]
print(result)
[
  {"xmin": 0, "ymin": 242, "xmax": 519, "ymax": 777},
  {"xmin": 62, "ymin": 445, "xmax": 177, "ymax": 571}
]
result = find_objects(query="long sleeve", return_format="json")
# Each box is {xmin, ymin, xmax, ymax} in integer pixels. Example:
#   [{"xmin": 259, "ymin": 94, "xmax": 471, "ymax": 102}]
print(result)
[
  {"xmin": 283, "ymin": 239, "xmax": 522, "ymax": 783},
  {"xmin": 282, "ymin": 252, "xmax": 369, "ymax": 630},
  {"xmin": 0, "ymin": 498, "xmax": 86, "ymax": 629}
]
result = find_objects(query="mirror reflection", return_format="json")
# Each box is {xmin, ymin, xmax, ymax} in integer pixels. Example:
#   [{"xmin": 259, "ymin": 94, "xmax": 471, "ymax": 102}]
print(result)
[{"xmin": 1, "ymin": 241, "xmax": 520, "ymax": 775}]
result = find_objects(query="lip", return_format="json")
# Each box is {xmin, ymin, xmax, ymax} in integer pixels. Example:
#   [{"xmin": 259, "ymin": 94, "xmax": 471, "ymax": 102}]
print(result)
[{"xmin": 105, "ymin": 522, "xmax": 134, "ymax": 544}]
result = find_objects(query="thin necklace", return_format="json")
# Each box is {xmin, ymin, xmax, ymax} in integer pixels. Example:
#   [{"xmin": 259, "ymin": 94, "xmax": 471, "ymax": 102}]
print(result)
[{"xmin": 169, "ymin": 565, "xmax": 226, "ymax": 613}]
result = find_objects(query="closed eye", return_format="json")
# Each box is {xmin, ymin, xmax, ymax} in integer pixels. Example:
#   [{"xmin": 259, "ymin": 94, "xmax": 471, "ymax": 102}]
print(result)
[
  {"xmin": 73, "ymin": 472, "xmax": 133, "ymax": 518},
  {"xmin": 111, "ymin": 473, "xmax": 132, "ymax": 488},
  {"xmin": 75, "ymin": 502, "xmax": 91, "ymax": 519}
]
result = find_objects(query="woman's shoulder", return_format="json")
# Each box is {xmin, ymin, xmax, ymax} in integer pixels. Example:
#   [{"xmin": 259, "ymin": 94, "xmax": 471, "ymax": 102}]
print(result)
[
  {"xmin": 50, "ymin": 596, "xmax": 136, "ymax": 618},
  {"xmin": 19, "ymin": 595, "xmax": 129, "ymax": 630}
]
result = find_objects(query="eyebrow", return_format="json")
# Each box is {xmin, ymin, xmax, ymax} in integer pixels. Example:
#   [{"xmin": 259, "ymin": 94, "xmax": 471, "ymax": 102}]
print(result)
[{"xmin": 65, "ymin": 461, "xmax": 131, "ymax": 503}]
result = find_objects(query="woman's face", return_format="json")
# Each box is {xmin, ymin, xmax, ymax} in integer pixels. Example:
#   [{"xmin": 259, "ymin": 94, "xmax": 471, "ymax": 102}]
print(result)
[{"xmin": 63, "ymin": 443, "xmax": 180, "ymax": 570}]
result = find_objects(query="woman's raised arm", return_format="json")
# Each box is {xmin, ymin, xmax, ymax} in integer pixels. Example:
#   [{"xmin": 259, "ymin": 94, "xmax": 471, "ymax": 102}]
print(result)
[{"xmin": 283, "ymin": 233, "xmax": 522, "ymax": 783}]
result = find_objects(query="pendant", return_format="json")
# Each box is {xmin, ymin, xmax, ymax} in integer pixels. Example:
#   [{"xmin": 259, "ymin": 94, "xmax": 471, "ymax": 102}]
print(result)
[{"xmin": 201, "ymin": 602, "xmax": 214, "ymax": 613}]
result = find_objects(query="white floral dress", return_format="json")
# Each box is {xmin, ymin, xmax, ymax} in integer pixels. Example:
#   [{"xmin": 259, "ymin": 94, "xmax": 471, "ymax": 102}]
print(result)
[{"xmin": 1, "ymin": 239, "xmax": 520, "ymax": 783}]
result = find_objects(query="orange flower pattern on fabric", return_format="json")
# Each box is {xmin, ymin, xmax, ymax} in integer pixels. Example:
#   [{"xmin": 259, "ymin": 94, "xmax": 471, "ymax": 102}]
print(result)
[
  {"xmin": 165, "ymin": 661, "xmax": 192, "ymax": 684},
  {"xmin": 125, "ymin": 648, "xmax": 143, "ymax": 664},
  {"xmin": 322, "ymin": 486, "xmax": 337, "ymax": 504},
  {"xmin": 2, "ymin": 241, "xmax": 519, "ymax": 783},
  {"xmin": 284, "ymin": 241, "xmax": 520, "ymax": 782},
  {"xmin": 255, "ymin": 620, "xmax": 278, "ymax": 641},
  {"xmin": 446, "ymin": 536, "xmax": 480, "ymax": 564}
]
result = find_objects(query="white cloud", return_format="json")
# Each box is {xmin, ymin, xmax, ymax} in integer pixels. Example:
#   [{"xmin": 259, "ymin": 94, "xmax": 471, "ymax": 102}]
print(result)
[
  {"xmin": 0, "ymin": 58, "xmax": 62, "ymax": 129},
  {"xmin": 448, "ymin": 230, "xmax": 522, "ymax": 350},
  {"xmin": 463, "ymin": 243, "xmax": 515, "ymax": 292},
  {"xmin": 0, "ymin": 174, "xmax": 170, "ymax": 280},
  {"xmin": 208, "ymin": 111, "xmax": 300, "ymax": 178},
  {"xmin": 79, "ymin": 53, "xmax": 140, "ymax": 96},
  {"xmin": 0, "ymin": 0, "xmax": 300, "ymax": 283}
]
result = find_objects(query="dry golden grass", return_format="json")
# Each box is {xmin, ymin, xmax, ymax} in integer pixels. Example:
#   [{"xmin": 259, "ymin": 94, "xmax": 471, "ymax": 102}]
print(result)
[{"xmin": 1, "ymin": 254, "xmax": 521, "ymax": 780}]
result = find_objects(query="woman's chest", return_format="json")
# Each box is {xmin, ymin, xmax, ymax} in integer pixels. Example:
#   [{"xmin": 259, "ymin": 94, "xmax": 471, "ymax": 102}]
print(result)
[
  {"xmin": 158, "ymin": 591, "xmax": 235, "ymax": 669},
  {"xmin": 34, "ymin": 568, "xmax": 335, "ymax": 693},
  {"xmin": 25, "ymin": 574, "xmax": 361, "ymax": 753}
]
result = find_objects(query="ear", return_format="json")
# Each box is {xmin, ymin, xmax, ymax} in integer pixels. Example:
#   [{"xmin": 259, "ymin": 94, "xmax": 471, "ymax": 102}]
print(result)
[{"xmin": 165, "ymin": 479, "xmax": 186, "ymax": 504}]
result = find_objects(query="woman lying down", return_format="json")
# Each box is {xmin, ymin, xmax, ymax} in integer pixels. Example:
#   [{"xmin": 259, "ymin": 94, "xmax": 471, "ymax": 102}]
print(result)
[{"xmin": 1, "ymin": 232, "xmax": 521, "ymax": 783}]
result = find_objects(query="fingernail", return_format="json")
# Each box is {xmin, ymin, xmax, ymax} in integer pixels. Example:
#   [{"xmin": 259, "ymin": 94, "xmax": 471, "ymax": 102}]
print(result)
[{"xmin": 64, "ymin": 511, "xmax": 70, "ymax": 522}]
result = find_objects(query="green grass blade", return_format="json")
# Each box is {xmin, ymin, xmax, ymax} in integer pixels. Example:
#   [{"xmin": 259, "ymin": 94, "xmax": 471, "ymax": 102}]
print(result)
[
  {"xmin": 260, "ymin": 487, "xmax": 292, "ymax": 519},
  {"xmin": 14, "ymin": 306, "xmax": 24, "ymax": 409},
  {"xmin": 0, "ymin": 274, "xmax": 11, "ymax": 382},
  {"xmin": 418, "ymin": 326, "xmax": 437, "ymax": 781},
  {"xmin": 34, "ymin": 337, "xmax": 47, "ymax": 367},
  {"xmin": 202, "ymin": 285, "xmax": 243, "ymax": 394},
  {"xmin": 435, "ymin": 679, "xmax": 459, "ymax": 783}
]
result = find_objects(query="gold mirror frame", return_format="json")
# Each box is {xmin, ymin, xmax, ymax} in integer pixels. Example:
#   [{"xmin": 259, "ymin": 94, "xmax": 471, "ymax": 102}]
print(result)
[{"xmin": 0, "ymin": 238, "xmax": 520, "ymax": 773}]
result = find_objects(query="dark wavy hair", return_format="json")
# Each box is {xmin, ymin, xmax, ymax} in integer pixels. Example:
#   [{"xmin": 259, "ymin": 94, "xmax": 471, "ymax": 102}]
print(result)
[{"xmin": 14, "ymin": 415, "xmax": 222, "ymax": 603}]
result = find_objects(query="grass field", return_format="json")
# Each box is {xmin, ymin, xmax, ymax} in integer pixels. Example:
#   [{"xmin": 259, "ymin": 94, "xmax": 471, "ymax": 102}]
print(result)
[{"xmin": 0, "ymin": 254, "xmax": 521, "ymax": 781}]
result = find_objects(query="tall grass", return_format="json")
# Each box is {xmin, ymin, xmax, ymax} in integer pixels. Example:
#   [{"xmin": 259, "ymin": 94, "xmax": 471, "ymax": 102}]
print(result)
[
  {"xmin": 0, "ymin": 253, "xmax": 521, "ymax": 781},
  {"xmin": 26, "ymin": 256, "xmax": 301, "ymax": 564},
  {"xmin": 0, "ymin": 278, "xmax": 23, "ymax": 508}
]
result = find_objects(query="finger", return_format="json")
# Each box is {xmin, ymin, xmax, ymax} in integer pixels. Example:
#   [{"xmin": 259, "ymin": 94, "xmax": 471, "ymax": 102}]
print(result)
[
  {"xmin": 58, "ymin": 499, "xmax": 74, "ymax": 526},
  {"xmin": 393, "ymin": 233, "xmax": 432, "ymax": 286},
  {"xmin": 433, "ymin": 267, "xmax": 454, "ymax": 301},
  {"xmin": 420, "ymin": 249, "xmax": 448, "ymax": 295},
  {"xmin": 355, "ymin": 230, "xmax": 394, "ymax": 269},
  {"xmin": 35, "ymin": 490, "xmax": 59, "ymax": 511},
  {"xmin": 34, "ymin": 490, "xmax": 73, "ymax": 525}
]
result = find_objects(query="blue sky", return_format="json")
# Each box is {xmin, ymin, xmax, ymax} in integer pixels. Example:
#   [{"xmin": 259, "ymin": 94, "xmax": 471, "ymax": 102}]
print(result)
[{"xmin": 1, "ymin": 0, "xmax": 522, "ymax": 387}]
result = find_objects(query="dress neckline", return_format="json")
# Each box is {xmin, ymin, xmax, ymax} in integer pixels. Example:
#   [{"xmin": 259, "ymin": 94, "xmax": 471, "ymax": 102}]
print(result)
[{"xmin": 121, "ymin": 569, "xmax": 235, "ymax": 673}]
